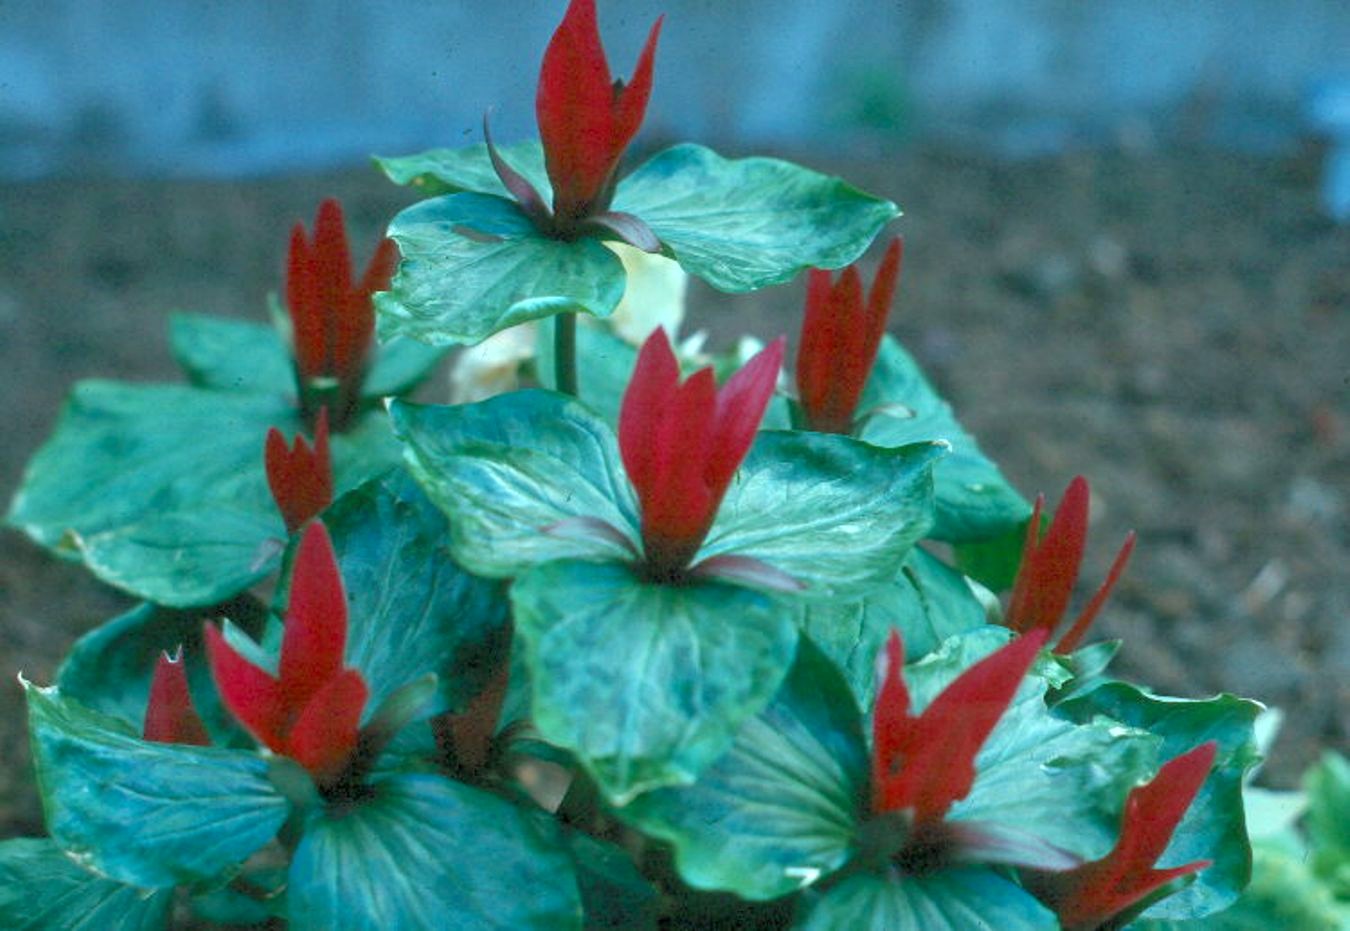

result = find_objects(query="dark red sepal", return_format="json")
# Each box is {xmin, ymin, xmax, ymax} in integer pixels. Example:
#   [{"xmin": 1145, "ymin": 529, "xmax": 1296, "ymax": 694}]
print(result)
[
  {"xmin": 143, "ymin": 648, "xmax": 210, "ymax": 746},
  {"xmin": 264, "ymin": 407, "xmax": 333, "ymax": 533},
  {"xmin": 795, "ymin": 237, "xmax": 902, "ymax": 434}
]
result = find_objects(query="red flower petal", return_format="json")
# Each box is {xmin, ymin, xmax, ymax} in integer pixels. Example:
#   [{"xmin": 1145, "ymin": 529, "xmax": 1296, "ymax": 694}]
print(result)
[
  {"xmin": 1041, "ymin": 742, "xmax": 1218, "ymax": 930},
  {"xmin": 874, "ymin": 629, "xmax": 1048, "ymax": 825},
  {"xmin": 264, "ymin": 408, "xmax": 333, "ymax": 533},
  {"xmin": 536, "ymin": 0, "xmax": 661, "ymax": 221},
  {"xmin": 143, "ymin": 649, "xmax": 210, "ymax": 746},
  {"xmin": 286, "ymin": 667, "xmax": 369, "ymax": 785},
  {"xmin": 706, "ymin": 337, "xmax": 784, "ymax": 497},
  {"xmin": 286, "ymin": 223, "xmax": 323, "ymax": 380},
  {"xmin": 619, "ymin": 327, "xmax": 682, "ymax": 497},
  {"xmin": 204, "ymin": 623, "xmax": 286, "ymax": 753},
  {"xmin": 279, "ymin": 522, "xmax": 349, "ymax": 710},
  {"xmin": 1007, "ymin": 477, "xmax": 1089, "ymax": 636}
]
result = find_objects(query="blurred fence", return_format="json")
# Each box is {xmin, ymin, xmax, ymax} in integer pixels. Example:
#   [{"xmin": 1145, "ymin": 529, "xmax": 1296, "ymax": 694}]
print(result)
[{"xmin": 1, "ymin": 0, "xmax": 1348, "ymax": 178}]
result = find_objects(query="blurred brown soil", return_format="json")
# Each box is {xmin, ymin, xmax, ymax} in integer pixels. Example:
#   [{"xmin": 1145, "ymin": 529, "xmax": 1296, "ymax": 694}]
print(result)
[{"xmin": 1, "ymin": 145, "xmax": 1347, "ymax": 836}]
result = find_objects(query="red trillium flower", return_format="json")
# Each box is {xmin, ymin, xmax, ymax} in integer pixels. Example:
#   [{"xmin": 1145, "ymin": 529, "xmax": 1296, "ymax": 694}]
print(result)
[
  {"xmin": 286, "ymin": 197, "xmax": 399, "ymax": 428},
  {"xmin": 143, "ymin": 648, "xmax": 210, "ymax": 746},
  {"xmin": 1030, "ymin": 741, "xmax": 1218, "ymax": 930},
  {"xmin": 619, "ymin": 328, "xmax": 784, "ymax": 581},
  {"xmin": 796, "ymin": 237, "xmax": 903, "ymax": 434},
  {"xmin": 265, "ymin": 407, "xmax": 333, "ymax": 534},
  {"xmin": 205, "ymin": 522, "xmax": 369, "ymax": 786},
  {"xmin": 1006, "ymin": 475, "xmax": 1136, "ymax": 654},
  {"xmin": 532, "ymin": 0, "xmax": 662, "ymax": 236},
  {"xmin": 871, "ymin": 627, "xmax": 1048, "ymax": 828}
]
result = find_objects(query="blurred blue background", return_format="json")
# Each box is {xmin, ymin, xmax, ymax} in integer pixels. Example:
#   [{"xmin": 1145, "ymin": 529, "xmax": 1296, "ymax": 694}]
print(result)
[{"xmin": 3, "ymin": 0, "xmax": 1348, "ymax": 178}]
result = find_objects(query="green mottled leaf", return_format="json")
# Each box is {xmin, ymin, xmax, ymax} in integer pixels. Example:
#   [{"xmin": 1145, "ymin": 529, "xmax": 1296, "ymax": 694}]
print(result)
[
  {"xmin": 1056, "ymin": 681, "xmax": 1264, "ymax": 920},
  {"xmin": 376, "ymin": 141, "xmax": 552, "ymax": 201},
  {"xmin": 25, "ymin": 683, "xmax": 289, "ymax": 889},
  {"xmin": 798, "ymin": 548, "xmax": 989, "ymax": 703},
  {"xmin": 860, "ymin": 335, "xmax": 1030, "ymax": 543},
  {"xmin": 613, "ymin": 144, "xmax": 898, "ymax": 292},
  {"xmin": 795, "ymin": 868, "xmax": 1057, "ymax": 931},
  {"xmin": 698, "ymin": 432, "xmax": 944, "ymax": 597},
  {"xmin": 170, "ymin": 312, "xmax": 447, "ymax": 400},
  {"xmin": 390, "ymin": 391, "xmax": 639, "ymax": 578},
  {"xmin": 0, "ymin": 839, "xmax": 173, "ymax": 930},
  {"xmin": 325, "ymin": 470, "xmax": 510, "ymax": 715},
  {"xmin": 378, "ymin": 193, "xmax": 625, "ymax": 346},
  {"xmin": 618, "ymin": 638, "xmax": 867, "ymax": 900},
  {"xmin": 511, "ymin": 559, "xmax": 797, "ymax": 803},
  {"xmin": 6, "ymin": 380, "xmax": 399, "ymax": 606},
  {"xmin": 287, "ymin": 773, "xmax": 581, "ymax": 930}
]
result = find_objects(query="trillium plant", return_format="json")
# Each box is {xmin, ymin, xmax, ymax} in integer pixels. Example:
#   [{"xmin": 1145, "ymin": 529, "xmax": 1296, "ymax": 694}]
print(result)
[{"xmin": 3, "ymin": 1, "xmax": 1269, "ymax": 928}]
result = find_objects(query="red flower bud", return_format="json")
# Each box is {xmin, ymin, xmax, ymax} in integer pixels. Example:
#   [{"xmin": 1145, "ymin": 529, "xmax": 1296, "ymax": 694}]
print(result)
[
  {"xmin": 1007, "ymin": 475, "xmax": 1136, "ymax": 653},
  {"xmin": 536, "ymin": 0, "xmax": 663, "ymax": 225},
  {"xmin": 143, "ymin": 648, "xmax": 210, "ymax": 746},
  {"xmin": 205, "ymin": 522, "xmax": 368, "ymax": 785},
  {"xmin": 619, "ymin": 328, "xmax": 783, "ymax": 579},
  {"xmin": 1031, "ymin": 742, "xmax": 1218, "ymax": 930},
  {"xmin": 795, "ymin": 237, "xmax": 902, "ymax": 434},
  {"xmin": 871, "ymin": 627, "xmax": 1047, "ymax": 827},
  {"xmin": 264, "ymin": 407, "xmax": 333, "ymax": 534},
  {"xmin": 286, "ymin": 198, "xmax": 398, "ymax": 425}
]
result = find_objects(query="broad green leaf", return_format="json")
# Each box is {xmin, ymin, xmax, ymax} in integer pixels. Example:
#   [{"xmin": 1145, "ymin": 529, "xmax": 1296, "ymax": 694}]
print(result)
[
  {"xmin": 25, "ymin": 683, "xmax": 289, "ymax": 889},
  {"xmin": 287, "ymin": 773, "xmax": 581, "ymax": 930},
  {"xmin": 324, "ymin": 470, "xmax": 510, "ymax": 714},
  {"xmin": 798, "ymin": 548, "xmax": 989, "ymax": 703},
  {"xmin": 612, "ymin": 144, "xmax": 898, "ymax": 292},
  {"xmin": 568, "ymin": 832, "xmax": 659, "ymax": 930},
  {"xmin": 511, "ymin": 559, "xmax": 798, "ymax": 803},
  {"xmin": 794, "ymin": 868, "xmax": 1057, "ymax": 931},
  {"xmin": 0, "ymin": 839, "xmax": 173, "ymax": 930},
  {"xmin": 170, "ymin": 312, "xmax": 447, "ymax": 400},
  {"xmin": 378, "ymin": 192, "xmax": 626, "ymax": 346},
  {"xmin": 376, "ymin": 141, "xmax": 552, "ymax": 200},
  {"xmin": 6, "ymin": 380, "xmax": 398, "ymax": 606},
  {"xmin": 390, "ymin": 391, "xmax": 639, "ymax": 578},
  {"xmin": 859, "ymin": 335, "xmax": 1030, "ymax": 543},
  {"xmin": 1305, "ymin": 751, "xmax": 1350, "ymax": 897},
  {"xmin": 170, "ymin": 312, "xmax": 292, "ymax": 393},
  {"xmin": 1056, "ymin": 681, "xmax": 1264, "ymax": 920},
  {"xmin": 618, "ymin": 638, "xmax": 868, "ymax": 901},
  {"xmin": 698, "ymin": 431, "xmax": 944, "ymax": 597}
]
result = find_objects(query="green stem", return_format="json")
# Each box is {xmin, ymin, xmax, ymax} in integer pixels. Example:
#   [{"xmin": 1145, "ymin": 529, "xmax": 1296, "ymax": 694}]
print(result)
[{"xmin": 554, "ymin": 312, "xmax": 578, "ymax": 396}]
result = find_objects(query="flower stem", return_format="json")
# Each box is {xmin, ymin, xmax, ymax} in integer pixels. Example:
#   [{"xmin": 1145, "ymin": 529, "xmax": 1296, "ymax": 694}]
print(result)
[{"xmin": 554, "ymin": 311, "xmax": 578, "ymax": 396}]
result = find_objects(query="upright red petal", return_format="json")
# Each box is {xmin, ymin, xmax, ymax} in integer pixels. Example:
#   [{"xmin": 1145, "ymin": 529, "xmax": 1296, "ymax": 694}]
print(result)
[
  {"xmin": 1007, "ymin": 477, "xmax": 1090, "ymax": 636},
  {"xmin": 705, "ymin": 337, "xmax": 784, "ymax": 496},
  {"xmin": 279, "ymin": 522, "xmax": 349, "ymax": 710},
  {"xmin": 358, "ymin": 236, "xmax": 400, "ymax": 298},
  {"xmin": 286, "ymin": 668, "xmax": 369, "ymax": 786},
  {"xmin": 611, "ymin": 15, "xmax": 663, "ymax": 155},
  {"xmin": 640, "ymin": 366, "xmax": 716, "ymax": 572},
  {"xmin": 619, "ymin": 327, "xmax": 682, "ymax": 496},
  {"xmin": 264, "ymin": 408, "xmax": 333, "ymax": 533},
  {"xmin": 861, "ymin": 238, "xmax": 903, "ymax": 375},
  {"xmin": 1041, "ymin": 742, "xmax": 1218, "ymax": 930},
  {"xmin": 1055, "ymin": 530, "xmax": 1137, "ymax": 653},
  {"xmin": 877, "ymin": 629, "xmax": 1048, "ymax": 825},
  {"xmin": 286, "ymin": 224, "xmax": 323, "ymax": 380},
  {"xmin": 536, "ymin": 0, "xmax": 661, "ymax": 221},
  {"xmin": 312, "ymin": 199, "xmax": 352, "ymax": 375},
  {"xmin": 204, "ymin": 623, "xmax": 286, "ymax": 753},
  {"xmin": 817, "ymin": 267, "xmax": 866, "ymax": 433},
  {"xmin": 795, "ymin": 269, "xmax": 837, "ymax": 422},
  {"xmin": 870, "ymin": 630, "xmax": 913, "ymax": 811},
  {"xmin": 143, "ymin": 650, "xmax": 210, "ymax": 746}
]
